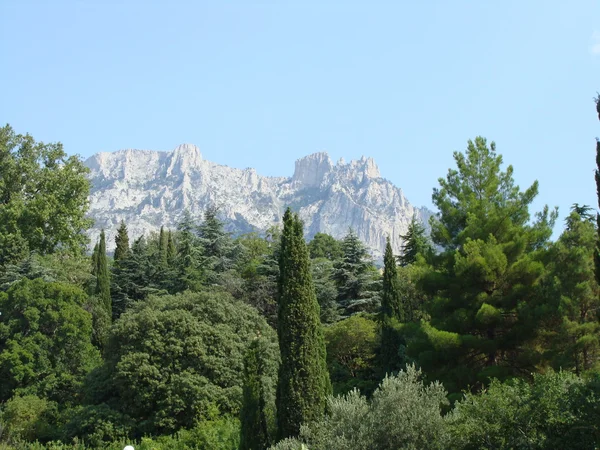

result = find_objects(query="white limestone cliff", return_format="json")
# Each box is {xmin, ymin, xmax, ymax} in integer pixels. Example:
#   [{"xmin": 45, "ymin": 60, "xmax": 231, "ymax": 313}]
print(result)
[{"xmin": 85, "ymin": 145, "xmax": 432, "ymax": 259}]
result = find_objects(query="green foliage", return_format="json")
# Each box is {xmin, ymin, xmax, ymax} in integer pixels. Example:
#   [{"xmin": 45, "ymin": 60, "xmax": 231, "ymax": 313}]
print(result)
[
  {"xmin": 324, "ymin": 315, "xmax": 379, "ymax": 396},
  {"xmin": 112, "ymin": 221, "xmax": 130, "ymax": 263},
  {"xmin": 447, "ymin": 371, "xmax": 600, "ymax": 449},
  {"xmin": 93, "ymin": 231, "xmax": 111, "ymax": 318},
  {"xmin": 543, "ymin": 209, "xmax": 600, "ymax": 374},
  {"xmin": 240, "ymin": 336, "xmax": 280, "ymax": 450},
  {"xmin": 236, "ymin": 231, "xmax": 279, "ymax": 326},
  {"xmin": 271, "ymin": 365, "xmax": 449, "ymax": 450},
  {"xmin": 0, "ymin": 124, "xmax": 92, "ymax": 266},
  {"xmin": 87, "ymin": 290, "xmax": 277, "ymax": 437},
  {"xmin": 332, "ymin": 229, "xmax": 380, "ymax": 317},
  {"xmin": 398, "ymin": 215, "xmax": 433, "ymax": 267},
  {"xmin": 62, "ymin": 404, "xmax": 131, "ymax": 447},
  {"xmin": 308, "ymin": 233, "xmax": 342, "ymax": 260},
  {"xmin": 310, "ymin": 258, "xmax": 339, "ymax": 324},
  {"xmin": 410, "ymin": 137, "xmax": 557, "ymax": 394},
  {"xmin": 0, "ymin": 279, "xmax": 101, "ymax": 404},
  {"xmin": 276, "ymin": 208, "xmax": 331, "ymax": 439},
  {"xmin": 0, "ymin": 395, "xmax": 57, "ymax": 444},
  {"xmin": 595, "ymin": 95, "xmax": 600, "ymax": 286}
]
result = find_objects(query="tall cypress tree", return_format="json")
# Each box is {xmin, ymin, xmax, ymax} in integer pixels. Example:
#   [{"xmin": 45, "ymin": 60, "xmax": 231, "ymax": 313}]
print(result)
[
  {"xmin": 113, "ymin": 220, "xmax": 130, "ymax": 263},
  {"xmin": 95, "ymin": 229, "xmax": 111, "ymax": 317},
  {"xmin": 594, "ymin": 95, "xmax": 600, "ymax": 285},
  {"xmin": 380, "ymin": 237, "xmax": 402, "ymax": 372},
  {"xmin": 166, "ymin": 230, "xmax": 176, "ymax": 265},
  {"xmin": 240, "ymin": 335, "xmax": 279, "ymax": 450},
  {"xmin": 158, "ymin": 226, "xmax": 168, "ymax": 268},
  {"xmin": 276, "ymin": 208, "xmax": 331, "ymax": 439},
  {"xmin": 381, "ymin": 237, "xmax": 401, "ymax": 321}
]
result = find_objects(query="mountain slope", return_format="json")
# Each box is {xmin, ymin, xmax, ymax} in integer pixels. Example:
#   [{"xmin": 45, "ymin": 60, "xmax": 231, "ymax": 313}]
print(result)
[{"xmin": 85, "ymin": 144, "xmax": 432, "ymax": 258}]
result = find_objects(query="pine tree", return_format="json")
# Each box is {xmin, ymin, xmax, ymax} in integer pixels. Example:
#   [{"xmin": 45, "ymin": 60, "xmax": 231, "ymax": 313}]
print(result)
[
  {"xmin": 410, "ymin": 137, "xmax": 557, "ymax": 394},
  {"xmin": 91, "ymin": 242, "xmax": 99, "ymax": 278},
  {"xmin": 240, "ymin": 335, "xmax": 279, "ymax": 450},
  {"xmin": 276, "ymin": 208, "xmax": 331, "ymax": 439},
  {"xmin": 546, "ymin": 208, "xmax": 600, "ymax": 374},
  {"xmin": 398, "ymin": 215, "xmax": 433, "ymax": 266},
  {"xmin": 95, "ymin": 229, "xmax": 111, "ymax": 317},
  {"xmin": 113, "ymin": 220, "xmax": 130, "ymax": 263}
]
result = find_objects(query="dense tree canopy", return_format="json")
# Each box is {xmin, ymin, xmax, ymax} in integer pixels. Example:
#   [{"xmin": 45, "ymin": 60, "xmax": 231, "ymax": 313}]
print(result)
[
  {"xmin": 0, "ymin": 125, "xmax": 92, "ymax": 266},
  {"xmin": 0, "ymin": 278, "xmax": 101, "ymax": 405},
  {"xmin": 87, "ymin": 290, "xmax": 277, "ymax": 437}
]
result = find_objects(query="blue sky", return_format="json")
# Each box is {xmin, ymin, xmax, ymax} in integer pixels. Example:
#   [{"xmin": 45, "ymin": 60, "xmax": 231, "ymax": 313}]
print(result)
[{"xmin": 1, "ymin": 1, "xmax": 599, "ymax": 233}]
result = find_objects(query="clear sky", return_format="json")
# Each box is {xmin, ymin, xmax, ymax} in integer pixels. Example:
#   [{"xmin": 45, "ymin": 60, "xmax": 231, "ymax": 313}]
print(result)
[{"xmin": 1, "ymin": 1, "xmax": 599, "ymax": 233}]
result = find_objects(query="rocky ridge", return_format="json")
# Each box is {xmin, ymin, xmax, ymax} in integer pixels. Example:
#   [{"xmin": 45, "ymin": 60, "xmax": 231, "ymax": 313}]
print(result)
[{"xmin": 85, "ymin": 144, "xmax": 432, "ymax": 259}]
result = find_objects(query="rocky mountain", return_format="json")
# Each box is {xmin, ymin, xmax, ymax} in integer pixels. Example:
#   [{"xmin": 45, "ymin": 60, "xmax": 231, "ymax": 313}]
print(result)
[{"xmin": 85, "ymin": 144, "xmax": 432, "ymax": 259}]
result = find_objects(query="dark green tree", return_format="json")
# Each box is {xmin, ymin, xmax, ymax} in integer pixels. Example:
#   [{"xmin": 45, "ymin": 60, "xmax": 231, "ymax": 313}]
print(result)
[
  {"xmin": 311, "ymin": 257, "xmax": 340, "ymax": 324},
  {"xmin": 544, "ymin": 209, "xmax": 600, "ymax": 374},
  {"xmin": 380, "ymin": 237, "xmax": 403, "ymax": 372},
  {"xmin": 198, "ymin": 205, "xmax": 237, "ymax": 284},
  {"xmin": 398, "ymin": 215, "xmax": 433, "ymax": 267},
  {"xmin": 175, "ymin": 211, "xmax": 203, "ymax": 291},
  {"xmin": 113, "ymin": 220, "xmax": 130, "ymax": 263},
  {"xmin": 332, "ymin": 229, "xmax": 379, "ymax": 316},
  {"xmin": 0, "ymin": 125, "xmax": 92, "ymax": 266},
  {"xmin": 87, "ymin": 290, "xmax": 277, "ymax": 436},
  {"xmin": 0, "ymin": 278, "xmax": 101, "ymax": 404},
  {"xmin": 594, "ymin": 95, "xmax": 600, "ymax": 286},
  {"xmin": 94, "ymin": 230, "xmax": 111, "ymax": 318},
  {"xmin": 276, "ymin": 208, "xmax": 331, "ymax": 439},
  {"xmin": 158, "ymin": 226, "xmax": 168, "ymax": 268},
  {"xmin": 308, "ymin": 233, "xmax": 343, "ymax": 260},
  {"xmin": 408, "ymin": 137, "xmax": 557, "ymax": 395},
  {"xmin": 240, "ymin": 335, "xmax": 280, "ymax": 450},
  {"xmin": 166, "ymin": 230, "xmax": 176, "ymax": 264}
]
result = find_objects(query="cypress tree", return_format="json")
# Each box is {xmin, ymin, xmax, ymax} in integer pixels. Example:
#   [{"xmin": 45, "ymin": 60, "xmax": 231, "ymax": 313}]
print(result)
[
  {"xmin": 113, "ymin": 220, "xmax": 130, "ymax": 263},
  {"xmin": 276, "ymin": 208, "xmax": 331, "ymax": 440},
  {"xmin": 95, "ymin": 229, "xmax": 111, "ymax": 317},
  {"xmin": 380, "ymin": 237, "xmax": 402, "ymax": 372},
  {"xmin": 166, "ymin": 230, "xmax": 176, "ymax": 265},
  {"xmin": 158, "ymin": 225, "xmax": 168, "ymax": 267},
  {"xmin": 594, "ymin": 95, "xmax": 600, "ymax": 285},
  {"xmin": 381, "ymin": 237, "xmax": 401, "ymax": 321},
  {"xmin": 91, "ymin": 242, "xmax": 99, "ymax": 277},
  {"xmin": 240, "ymin": 335, "xmax": 279, "ymax": 450}
]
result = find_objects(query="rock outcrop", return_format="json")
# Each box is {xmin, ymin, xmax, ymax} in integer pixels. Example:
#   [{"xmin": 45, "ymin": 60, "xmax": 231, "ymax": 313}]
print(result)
[{"xmin": 85, "ymin": 145, "xmax": 432, "ymax": 259}]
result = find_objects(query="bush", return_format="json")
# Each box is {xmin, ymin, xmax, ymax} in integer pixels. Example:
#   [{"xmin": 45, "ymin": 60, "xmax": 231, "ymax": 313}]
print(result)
[{"xmin": 270, "ymin": 365, "xmax": 449, "ymax": 450}]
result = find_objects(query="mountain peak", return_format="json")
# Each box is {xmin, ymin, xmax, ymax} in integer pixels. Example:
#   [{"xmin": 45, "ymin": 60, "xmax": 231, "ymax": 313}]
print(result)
[
  {"xmin": 85, "ymin": 148, "xmax": 431, "ymax": 258},
  {"xmin": 292, "ymin": 152, "xmax": 333, "ymax": 188}
]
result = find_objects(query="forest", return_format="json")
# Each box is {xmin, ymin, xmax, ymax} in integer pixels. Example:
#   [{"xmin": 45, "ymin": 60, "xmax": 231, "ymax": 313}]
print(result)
[{"xmin": 0, "ymin": 98, "xmax": 599, "ymax": 450}]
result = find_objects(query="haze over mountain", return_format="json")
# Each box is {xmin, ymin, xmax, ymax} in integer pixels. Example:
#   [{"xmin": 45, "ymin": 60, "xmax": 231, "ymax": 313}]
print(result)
[{"xmin": 85, "ymin": 144, "xmax": 432, "ymax": 258}]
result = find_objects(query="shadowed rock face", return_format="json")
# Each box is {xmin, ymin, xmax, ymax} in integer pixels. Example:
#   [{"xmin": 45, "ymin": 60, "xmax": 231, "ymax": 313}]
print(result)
[{"xmin": 85, "ymin": 145, "xmax": 432, "ymax": 259}]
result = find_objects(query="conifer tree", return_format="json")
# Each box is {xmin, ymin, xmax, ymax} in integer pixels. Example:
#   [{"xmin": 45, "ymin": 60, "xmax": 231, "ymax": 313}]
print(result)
[
  {"xmin": 197, "ymin": 205, "xmax": 236, "ymax": 283},
  {"xmin": 95, "ymin": 229, "xmax": 111, "ymax": 317},
  {"xmin": 91, "ymin": 242, "xmax": 99, "ymax": 278},
  {"xmin": 240, "ymin": 335, "xmax": 279, "ymax": 450},
  {"xmin": 113, "ymin": 220, "xmax": 130, "ymax": 263},
  {"xmin": 380, "ymin": 237, "xmax": 402, "ymax": 372},
  {"xmin": 333, "ymin": 229, "xmax": 379, "ymax": 316},
  {"xmin": 166, "ymin": 230, "xmax": 176, "ymax": 265},
  {"xmin": 410, "ymin": 137, "xmax": 557, "ymax": 394},
  {"xmin": 175, "ymin": 211, "xmax": 203, "ymax": 291},
  {"xmin": 158, "ymin": 225, "xmax": 168, "ymax": 268},
  {"xmin": 546, "ymin": 208, "xmax": 600, "ymax": 374},
  {"xmin": 594, "ymin": 95, "xmax": 600, "ymax": 285},
  {"xmin": 276, "ymin": 208, "xmax": 331, "ymax": 439},
  {"xmin": 398, "ymin": 215, "xmax": 433, "ymax": 266}
]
